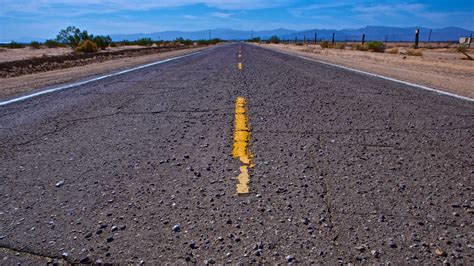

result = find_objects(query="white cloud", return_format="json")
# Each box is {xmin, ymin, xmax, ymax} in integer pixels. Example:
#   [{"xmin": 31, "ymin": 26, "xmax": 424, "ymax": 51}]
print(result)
[
  {"xmin": 211, "ymin": 12, "xmax": 233, "ymax": 18},
  {"xmin": 0, "ymin": 0, "xmax": 292, "ymax": 15}
]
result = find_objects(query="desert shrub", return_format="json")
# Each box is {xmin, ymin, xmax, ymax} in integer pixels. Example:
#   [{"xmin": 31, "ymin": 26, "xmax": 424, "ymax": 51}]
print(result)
[
  {"xmin": 456, "ymin": 45, "xmax": 472, "ymax": 60},
  {"xmin": 44, "ymin": 39, "xmax": 65, "ymax": 48},
  {"xmin": 56, "ymin": 26, "xmax": 91, "ymax": 48},
  {"xmin": 295, "ymin": 43, "xmax": 303, "ymax": 46},
  {"xmin": 135, "ymin": 38, "xmax": 153, "ymax": 46},
  {"xmin": 320, "ymin": 41, "xmax": 330, "ymax": 48},
  {"xmin": 75, "ymin": 40, "xmax": 98, "ymax": 53},
  {"xmin": 109, "ymin": 42, "xmax": 117, "ymax": 47},
  {"xmin": 353, "ymin": 44, "xmax": 368, "ymax": 51},
  {"xmin": 175, "ymin": 37, "xmax": 193, "ymax": 45},
  {"xmin": 248, "ymin": 37, "xmax": 261, "ymax": 43},
  {"xmin": 335, "ymin": 43, "xmax": 346, "ymax": 49},
  {"xmin": 386, "ymin": 47, "xmax": 399, "ymax": 54},
  {"xmin": 30, "ymin": 41, "xmax": 41, "ymax": 49},
  {"xmin": 366, "ymin": 41, "xmax": 385, "ymax": 52},
  {"xmin": 406, "ymin": 49, "xmax": 423, "ymax": 56},
  {"xmin": 268, "ymin": 35, "xmax": 281, "ymax": 44},
  {"xmin": 2, "ymin": 41, "xmax": 25, "ymax": 49},
  {"xmin": 92, "ymin": 35, "xmax": 112, "ymax": 49}
]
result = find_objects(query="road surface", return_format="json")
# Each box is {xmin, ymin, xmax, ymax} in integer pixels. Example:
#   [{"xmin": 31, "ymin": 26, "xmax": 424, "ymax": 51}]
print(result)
[{"xmin": 1, "ymin": 43, "xmax": 473, "ymax": 264}]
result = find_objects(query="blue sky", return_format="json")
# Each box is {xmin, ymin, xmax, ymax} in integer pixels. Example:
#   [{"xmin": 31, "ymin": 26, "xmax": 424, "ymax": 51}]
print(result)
[{"xmin": 1, "ymin": 0, "xmax": 473, "ymax": 40}]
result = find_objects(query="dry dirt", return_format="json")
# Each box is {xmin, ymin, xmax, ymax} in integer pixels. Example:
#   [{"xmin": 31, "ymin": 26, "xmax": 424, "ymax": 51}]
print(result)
[
  {"xmin": 258, "ymin": 43, "xmax": 474, "ymax": 99},
  {"xmin": 0, "ymin": 46, "xmax": 212, "ymax": 99},
  {"xmin": 0, "ymin": 45, "xmax": 146, "ymax": 63}
]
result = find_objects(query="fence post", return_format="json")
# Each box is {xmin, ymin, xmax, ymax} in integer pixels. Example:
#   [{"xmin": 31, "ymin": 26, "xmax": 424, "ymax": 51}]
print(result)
[
  {"xmin": 362, "ymin": 33, "xmax": 365, "ymax": 45},
  {"xmin": 414, "ymin": 29, "xmax": 419, "ymax": 49},
  {"xmin": 314, "ymin": 33, "xmax": 317, "ymax": 44},
  {"xmin": 332, "ymin": 33, "xmax": 335, "ymax": 45},
  {"xmin": 469, "ymin": 32, "xmax": 472, "ymax": 48}
]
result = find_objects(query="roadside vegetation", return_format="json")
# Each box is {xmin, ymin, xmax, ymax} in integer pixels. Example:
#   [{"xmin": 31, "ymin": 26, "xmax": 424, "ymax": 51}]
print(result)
[
  {"xmin": 456, "ymin": 45, "xmax": 472, "ymax": 60},
  {"xmin": 0, "ymin": 26, "xmax": 222, "ymax": 53}
]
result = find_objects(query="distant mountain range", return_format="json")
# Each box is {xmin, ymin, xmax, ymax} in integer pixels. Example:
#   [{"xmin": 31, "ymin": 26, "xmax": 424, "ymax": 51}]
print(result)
[
  {"xmin": 112, "ymin": 26, "xmax": 472, "ymax": 42},
  {"xmin": 4, "ymin": 26, "xmax": 472, "ymax": 43}
]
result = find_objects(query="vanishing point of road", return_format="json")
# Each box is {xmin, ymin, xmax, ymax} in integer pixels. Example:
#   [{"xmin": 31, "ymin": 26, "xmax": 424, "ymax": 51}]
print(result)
[{"xmin": 1, "ymin": 43, "xmax": 473, "ymax": 264}]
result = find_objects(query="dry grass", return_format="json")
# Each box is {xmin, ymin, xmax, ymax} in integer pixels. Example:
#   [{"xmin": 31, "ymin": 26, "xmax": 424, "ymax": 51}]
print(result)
[
  {"xmin": 386, "ymin": 47, "xmax": 399, "ymax": 54},
  {"xmin": 406, "ymin": 49, "xmax": 423, "ymax": 56}
]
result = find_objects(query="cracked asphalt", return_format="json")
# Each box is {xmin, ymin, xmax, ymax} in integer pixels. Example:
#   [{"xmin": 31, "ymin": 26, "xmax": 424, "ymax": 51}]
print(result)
[{"xmin": 1, "ymin": 43, "xmax": 473, "ymax": 264}]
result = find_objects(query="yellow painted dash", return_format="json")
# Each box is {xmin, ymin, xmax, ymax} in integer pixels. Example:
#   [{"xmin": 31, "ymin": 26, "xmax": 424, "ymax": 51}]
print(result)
[
  {"xmin": 238, "ymin": 62, "xmax": 243, "ymax": 70},
  {"xmin": 232, "ymin": 97, "xmax": 253, "ymax": 195}
]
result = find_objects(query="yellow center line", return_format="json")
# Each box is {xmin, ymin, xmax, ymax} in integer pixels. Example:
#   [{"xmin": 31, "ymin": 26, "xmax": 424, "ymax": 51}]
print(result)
[
  {"xmin": 238, "ymin": 62, "xmax": 243, "ymax": 70},
  {"xmin": 232, "ymin": 97, "xmax": 253, "ymax": 195}
]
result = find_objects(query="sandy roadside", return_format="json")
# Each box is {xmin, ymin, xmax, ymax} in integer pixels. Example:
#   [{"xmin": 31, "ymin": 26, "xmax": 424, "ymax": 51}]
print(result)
[
  {"xmin": 257, "ymin": 43, "xmax": 474, "ymax": 99},
  {"xmin": 0, "ymin": 46, "xmax": 213, "ymax": 99}
]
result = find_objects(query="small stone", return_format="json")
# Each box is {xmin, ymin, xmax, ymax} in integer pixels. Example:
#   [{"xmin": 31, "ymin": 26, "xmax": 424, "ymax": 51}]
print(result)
[
  {"xmin": 434, "ymin": 248, "xmax": 447, "ymax": 257},
  {"xmin": 226, "ymin": 219, "xmax": 232, "ymax": 225},
  {"xmin": 96, "ymin": 229, "xmax": 103, "ymax": 235},
  {"xmin": 118, "ymin": 225, "xmax": 126, "ymax": 230},
  {"xmin": 95, "ymin": 259, "xmax": 103, "ymax": 265},
  {"xmin": 388, "ymin": 239, "xmax": 397, "ymax": 248},
  {"xmin": 371, "ymin": 250, "xmax": 380, "ymax": 258},
  {"xmin": 62, "ymin": 252, "xmax": 69, "ymax": 258},
  {"xmin": 100, "ymin": 224, "xmax": 108, "ymax": 229},
  {"xmin": 355, "ymin": 245, "xmax": 366, "ymax": 251},
  {"xmin": 106, "ymin": 236, "xmax": 114, "ymax": 242},
  {"xmin": 55, "ymin": 180, "xmax": 65, "ymax": 187},
  {"xmin": 172, "ymin": 224, "xmax": 181, "ymax": 232},
  {"xmin": 79, "ymin": 256, "xmax": 91, "ymax": 264},
  {"xmin": 286, "ymin": 255, "xmax": 295, "ymax": 262},
  {"xmin": 84, "ymin": 232, "xmax": 92, "ymax": 239},
  {"xmin": 111, "ymin": 226, "xmax": 118, "ymax": 232}
]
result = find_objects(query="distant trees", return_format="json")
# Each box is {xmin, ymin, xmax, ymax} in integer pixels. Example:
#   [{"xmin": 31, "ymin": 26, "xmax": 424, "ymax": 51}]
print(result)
[
  {"xmin": 268, "ymin": 35, "xmax": 281, "ymax": 44},
  {"xmin": 55, "ymin": 26, "xmax": 112, "ymax": 50},
  {"xmin": 248, "ymin": 37, "xmax": 261, "ymax": 43}
]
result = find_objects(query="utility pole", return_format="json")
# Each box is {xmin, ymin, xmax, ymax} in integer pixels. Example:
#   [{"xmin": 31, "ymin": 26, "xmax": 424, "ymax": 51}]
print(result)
[
  {"xmin": 414, "ymin": 28, "xmax": 420, "ymax": 49},
  {"xmin": 332, "ymin": 33, "xmax": 335, "ymax": 45},
  {"xmin": 314, "ymin": 33, "xmax": 317, "ymax": 44},
  {"xmin": 428, "ymin": 29, "xmax": 432, "ymax": 43},
  {"xmin": 362, "ymin": 33, "xmax": 365, "ymax": 45}
]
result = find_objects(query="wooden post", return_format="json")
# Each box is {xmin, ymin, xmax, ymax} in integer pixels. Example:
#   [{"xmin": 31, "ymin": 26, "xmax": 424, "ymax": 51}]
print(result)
[
  {"xmin": 469, "ymin": 32, "xmax": 472, "ymax": 48},
  {"xmin": 314, "ymin": 33, "xmax": 317, "ymax": 44},
  {"xmin": 362, "ymin": 33, "xmax": 365, "ymax": 45},
  {"xmin": 415, "ymin": 29, "xmax": 419, "ymax": 49},
  {"xmin": 332, "ymin": 33, "xmax": 335, "ymax": 45}
]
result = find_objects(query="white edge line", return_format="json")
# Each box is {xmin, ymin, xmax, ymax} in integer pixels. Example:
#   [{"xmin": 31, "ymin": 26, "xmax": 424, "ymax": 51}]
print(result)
[
  {"xmin": 0, "ymin": 48, "xmax": 209, "ymax": 106},
  {"xmin": 259, "ymin": 45, "xmax": 473, "ymax": 102}
]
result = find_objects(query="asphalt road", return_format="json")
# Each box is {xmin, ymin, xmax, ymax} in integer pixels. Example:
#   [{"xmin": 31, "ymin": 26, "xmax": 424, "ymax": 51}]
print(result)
[{"xmin": 1, "ymin": 43, "xmax": 473, "ymax": 264}]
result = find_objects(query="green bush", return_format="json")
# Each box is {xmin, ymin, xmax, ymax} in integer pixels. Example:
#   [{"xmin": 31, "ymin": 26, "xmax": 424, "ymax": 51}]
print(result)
[
  {"xmin": 30, "ymin": 41, "xmax": 41, "ymax": 49},
  {"xmin": 354, "ymin": 44, "xmax": 368, "ymax": 51},
  {"xmin": 2, "ymin": 41, "xmax": 25, "ymax": 49},
  {"xmin": 366, "ymin": 41, "xmax": 385, "ymax": 52},
  {"xmin": 248, "ymin": 37, "xmax": 261, "ymax": 43},
  {"xmin": 268, "ymin": 35, "xmax": 281, "ymax": 44},
  {"xmin": 75, "ymin": 40, "xmax": 98, "ymax": 53},
  {"xmin": 335, "ymin": 43, "xmax": 346, "ymax": 49},
  {"xmin": 135, "ymin": 38, "xmax": 154, "ymax": 46},
  {"xmin": 320, "ymin": 41, "xmax": 330, "ymax": 48},
  {"xmin": 56, "ymin": 26, "xmax": 92, "ymax": 48},
  {"xmin": 92, "ymin": 35, "xmax": 112, "ymax": 49},
  {"xmin": 44, "ymin": 39, "xmax": 64, "ymax": 48}
]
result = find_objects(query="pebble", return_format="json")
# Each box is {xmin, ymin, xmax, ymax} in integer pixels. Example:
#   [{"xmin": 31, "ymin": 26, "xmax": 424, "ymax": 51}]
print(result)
[
  {"xmin": 111, "ymin": 225, "xmax": 118, "ymax": 232},
  {"xmin": 79, "ymin": 256, "xmax": 91, "ymax": 264},
  {"xmin": 172, "ymin": 224, "xmax": 181, "ymax": 232},
  {"xmin": 388, "ymin": 239, "xmax": 397, "ymax": 248},
  {"xmin": 106, "ymin": 236, "xmax": 114, "ymax": 242},
  {"xmin": 119, "ymin": 225, "xmax": 127, "ymax": 230},
  {"xmin": 286, "ymin": 255, "xmax": 295, "ymax": 262},
  {"xmin": 84, "ymin": 232, "xmax": 92, "ymax": 238},
  {"xmin": 434, "ymin": 248, "xmax": 447, "ymax": 257},
  {"xmin": 55, "ymin": 180, "xmax": 65, "ymax": 187}
]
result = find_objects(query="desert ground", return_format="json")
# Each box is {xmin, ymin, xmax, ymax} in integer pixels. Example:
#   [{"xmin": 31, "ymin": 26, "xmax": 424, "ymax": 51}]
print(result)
[
  {"xmin": 258, "ymin": 43, "xmax": 474, "ymax": 98},
  {"xmin": 0, "ymin": 45, "xmax": 214, "ymax": 98}
]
